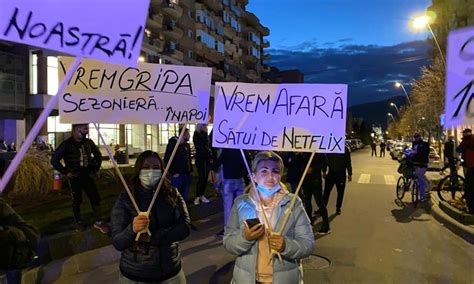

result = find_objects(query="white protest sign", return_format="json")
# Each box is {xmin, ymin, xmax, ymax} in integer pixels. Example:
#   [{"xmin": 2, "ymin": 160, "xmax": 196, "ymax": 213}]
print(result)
[
  {"xmin": 212, "ymin": 82, "xmax": 347, "ymax": 153},
  {"xmin": 0, "ymin": 0, "xmax": 149, "ymax": 65},
  {"xmin": 59, "ymin": 57, "xmax": 212, "ymax": 124},
  {"xmin": 445, "ymin": 26, "xmax": 474, "ymax": 127}
]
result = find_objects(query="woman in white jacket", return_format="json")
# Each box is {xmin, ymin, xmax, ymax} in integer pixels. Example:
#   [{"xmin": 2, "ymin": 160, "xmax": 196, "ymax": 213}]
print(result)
[{"xmin": 223, "ymin": 151, "xmax": 314, "ymax": 284}]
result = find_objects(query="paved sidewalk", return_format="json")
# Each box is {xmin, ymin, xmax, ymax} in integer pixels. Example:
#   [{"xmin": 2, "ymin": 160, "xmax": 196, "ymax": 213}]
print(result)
[{"xmin": 425, "ymin": 171, "xmax": 474, "ymax": 244}]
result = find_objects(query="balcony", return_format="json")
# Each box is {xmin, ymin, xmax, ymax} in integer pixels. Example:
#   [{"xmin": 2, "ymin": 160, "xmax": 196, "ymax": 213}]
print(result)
[
  {"xmin": 224, "ymin": 73, "xmax": 236, "ymax": 82},
  {"xmin": 243, "ymin": 54, "xmax": 257, "ymax": 64},
  {"xmin": 262, "ymin": 39, "xmax": 270, "ymax": 48},
  {"xmin": 212, "ymin": 68, "xmax": 225, "ymax": 81},
  {"xmin": 163, "ymin": 24, "xmax": 184, "ymax": 40},
  {"xmin": 203, "ymin": 0, "xmax": 223, "ymax": 12},
  {"xmin": 262, "ymin": 65, "xmax": 271, "ymax": 73},
  {"xmin": 164, "ymin": 48, "xmax": 184, "ymax": 61},
  {"xmin": 146, "ymin": 15, "xmax": 162, "ymax": 33},
  {"xmin": 246, "ymin": 69, "xmax": 259, "ymax": 81},
  {"xmin": 262, "ymin": 53, "xmax": 270, "ymax": 60},
  {"xmin": 141, "ymin": 36, "xmax": 165, "ymax": 53},
  {"xmin": 224, "ymin": 40, "xmax": 237, "ymax": 55},
  {"xmin": 161, "ymin": 1, "xmax": 183, "ymax": 19},
  {"xmin": 195, "ymin": 62, "xmax": 207, "ymax": 68}
]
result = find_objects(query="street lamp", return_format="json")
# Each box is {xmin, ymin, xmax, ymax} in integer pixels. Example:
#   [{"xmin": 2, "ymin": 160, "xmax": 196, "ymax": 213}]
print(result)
[
  {"xmin": 387, "ymin": 112, "xmax": 395, "ymax": 122},
  {"xmin": 394, "ymin": 81, "xmax": 411, "ymax": 105},
  {"xmin": 390, "ymin": 102, "xmax": 400, "ymax": 116},
  {"xmin": 411, "ymin": 14, "xmax": 446, "ymax": 70}
]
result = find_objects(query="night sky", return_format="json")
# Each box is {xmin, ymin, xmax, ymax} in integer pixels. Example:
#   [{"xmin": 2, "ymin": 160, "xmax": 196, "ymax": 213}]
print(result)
[{"xmin": 247, "ymin": 0, "xmax": 434, "ymax": 106}]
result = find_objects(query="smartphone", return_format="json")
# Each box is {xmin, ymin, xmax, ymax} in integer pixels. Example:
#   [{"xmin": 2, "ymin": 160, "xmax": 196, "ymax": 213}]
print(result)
[{"xmin": 245, "ymin": 218, "xmax": 261, "ymax": 229}]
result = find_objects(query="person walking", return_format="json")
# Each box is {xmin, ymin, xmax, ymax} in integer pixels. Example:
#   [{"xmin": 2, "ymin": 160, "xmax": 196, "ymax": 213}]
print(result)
[
  {"xmin": 379, "ymin": 141, "xmax": 386, "ymax": 157},
  {"xmin": 210, "ymin": 148, "xmax": 249, "ymax": 237},
  {"xmin": 370, "ymin": 141, "xmax": 377, "ymax": 157},
  {"xmin": 440, "ymin": 136, "xmax": 455, "ymax": 175},
  {"xmin": 283, "ymin": 152, "xmax": 305, "ymax": 195},
  {"xmin": 323, "ymin": 145, "xmax": 352, "ymax": 215},
  {"xmin": 457, "ymin": 129, "xmax": 472, "ymax": 177},
  {"xmin": 302, "ymin": 153, "xmax": 331, "ymax": 235},
  {"xmin": 51, "ymin": 124, "xmax": 109, "ymax": 233},
  {"xmin": 192, "ymin": 124, "xmax": 212, "ymax": 206},
  {"xmin": 411, "ymin": 133, "xmax": 430, "ymax": 202},
  {"xmin": 223, "ymin": 151, "xmax": 314, "ymax": 284},
  {"xmin": 164, "ymin": 127, "xmax": 193, "ymax": 202},
  {"xmin": 456, "ymin": 129, "xmax": 474, "ymax": 213},
  {"xmin": 111, "ymin": 151, "xmax": 190, "ymax": 283}
]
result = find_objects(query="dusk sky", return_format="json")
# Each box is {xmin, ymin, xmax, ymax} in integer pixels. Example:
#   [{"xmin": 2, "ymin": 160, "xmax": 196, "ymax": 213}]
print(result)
[{"xmin": 247, "ymin": 0, "xmax": 434, "ymax": 106}]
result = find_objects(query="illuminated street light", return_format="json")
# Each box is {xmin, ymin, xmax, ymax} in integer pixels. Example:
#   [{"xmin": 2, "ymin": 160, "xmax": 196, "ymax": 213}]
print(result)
[
  {"xmin": 390, "ymin": 102, "xmax": 400, "ymax": 116},
  {"xmin": 394, "ymin": 82, "xmax": 411, "ymax": 105},
  {"xmin": 387, "ymin": 112, "xmax": 395, "ymax": 122},
  {"xmin": 411, "ymin": 14, "xmax": 446, "ymax": 70}
]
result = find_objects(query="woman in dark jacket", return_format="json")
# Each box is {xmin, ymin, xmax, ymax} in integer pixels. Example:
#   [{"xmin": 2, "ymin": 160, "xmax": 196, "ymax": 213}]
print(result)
[{"xmin": 111, "ymin": 150, "xmax": 191, "ymax": 283}]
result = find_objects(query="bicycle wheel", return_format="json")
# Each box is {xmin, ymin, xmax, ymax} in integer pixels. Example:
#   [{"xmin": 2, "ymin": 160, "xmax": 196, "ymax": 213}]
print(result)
[
  {"xmin": 411, "ymin": 180, "xmax": 419, "ymax": 207},
  {"xmin": 437, "ymin": 174, "xmax": 466, "ymax": 202},
  {"xmin": 396, "ymin": 176, "xmax": 406, "ymax": 200}
]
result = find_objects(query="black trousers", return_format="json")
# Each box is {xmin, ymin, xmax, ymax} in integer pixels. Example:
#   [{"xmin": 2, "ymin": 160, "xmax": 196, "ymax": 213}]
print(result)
[
  {"xmin": 323, "ymin": 172, "xmax": 346, "ymax": 210},
  {"xmin": 371, "ymin": 148, "xmax": 377, "ymax": 156},
  {"xmin": 68, "ymin": 172, "xmax": 101, "ymax": 223},
  {"xmin": 303, "ymin": 177, "xmax": 329, "ymax": 229},
  {"xmin": 465, "ymin": 167, "xmax": 474, "ymax": 214},
  {"xmin": 195, "ymin": 158, "xmax": 210, "ymax": 197},
  {"xmin": 380, "ymin": 148, "xmax": 385, "ymax": 157}
]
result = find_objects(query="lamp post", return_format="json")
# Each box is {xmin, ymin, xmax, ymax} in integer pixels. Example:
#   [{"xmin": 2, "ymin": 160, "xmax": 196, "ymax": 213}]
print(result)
[
  {"xmin": 411, "ymin": 15, "xmax": 446, "ymax": 70},
  {"xmin": 387, "ymin": 112, "xmax": 395, "ymax": 122},
  {"xmin": 394, "ymin": 82, "xmax": 411, "ymax": 105},
  {"xmin": 390, "ymin": 102, "xmax": 400, "ymax": 116}
]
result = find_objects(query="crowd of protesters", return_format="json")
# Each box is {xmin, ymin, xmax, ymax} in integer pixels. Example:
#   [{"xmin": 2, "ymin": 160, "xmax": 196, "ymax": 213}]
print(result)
[{"xmin": 0, "ymin": 123, "xmax": 355, "ymax": 284}]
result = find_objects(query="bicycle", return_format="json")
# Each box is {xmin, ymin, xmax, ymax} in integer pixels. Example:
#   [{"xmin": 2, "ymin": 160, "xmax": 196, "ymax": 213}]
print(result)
[
  {"xmin": 437, "ymin": 158, "xmax": 465, "ymax": 202},
  {"xmin": 396, "ymin": 158, "xmax": 419, "ymax": 207}
]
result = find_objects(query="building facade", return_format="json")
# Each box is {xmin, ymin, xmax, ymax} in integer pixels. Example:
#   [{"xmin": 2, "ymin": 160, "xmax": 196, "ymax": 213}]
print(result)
[{"xmin": 0, "ymin": 0, "xmax": 270, "ymax": 155}]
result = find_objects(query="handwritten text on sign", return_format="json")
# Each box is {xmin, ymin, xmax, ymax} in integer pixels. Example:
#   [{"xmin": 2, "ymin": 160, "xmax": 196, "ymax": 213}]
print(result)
[
  {"xmin": 445, "ymin": 26, "xmax": 474, "ymax": 127},
  {"xmin": 59, "ymin": 57, "xmax": 212, "ymax": 124},
  {"xmin": 0, "ymin": 0, "xmax": 149, "ymax": 65},
  {"xmin": 212, "ymin": 83, "xmax": 347, "ymax": 153}
]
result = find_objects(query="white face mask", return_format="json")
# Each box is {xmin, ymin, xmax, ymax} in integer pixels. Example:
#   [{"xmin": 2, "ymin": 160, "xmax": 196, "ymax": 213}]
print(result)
[{"xmin": 139, "ymin": 169, "xmax": 162, "ymax": 189}]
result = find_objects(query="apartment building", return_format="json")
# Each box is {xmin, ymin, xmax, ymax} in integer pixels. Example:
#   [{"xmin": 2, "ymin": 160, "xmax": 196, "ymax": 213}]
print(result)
[{"xmin": 0, "ymin": 0, "xmax": 270, "ymax": 155}]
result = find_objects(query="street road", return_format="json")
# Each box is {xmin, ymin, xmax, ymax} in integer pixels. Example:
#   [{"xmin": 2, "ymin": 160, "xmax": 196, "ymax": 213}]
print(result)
[{"xmin": 53, "ymin": 148, "xmax": 474, "ymax": 284}]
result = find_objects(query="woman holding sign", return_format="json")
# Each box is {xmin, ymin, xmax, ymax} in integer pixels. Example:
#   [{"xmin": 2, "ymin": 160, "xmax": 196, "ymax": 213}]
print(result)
[
  {"xmin": 223, "ymin": 151, "xmax": 314, "ymax": 284},
  {"xmin": 111, "ymin": 151, "xmax": 190, "ymax": 284}
]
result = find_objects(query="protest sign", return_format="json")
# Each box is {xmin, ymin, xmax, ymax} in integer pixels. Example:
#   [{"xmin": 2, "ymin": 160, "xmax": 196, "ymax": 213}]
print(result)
[
  {"xmin": 212, "ymin": 82, "xmax": 347, "ymax": 153},
  {"xmin": 445, "ymin": 26, "xmax": 474, "ymax": 127},
  {"xmin": 0, "ymin": 0, "xmax": 149, "ymax": 65},
  {"xmin": 58, "ymin": 57, "xmax": 212, "ymax": 124}
]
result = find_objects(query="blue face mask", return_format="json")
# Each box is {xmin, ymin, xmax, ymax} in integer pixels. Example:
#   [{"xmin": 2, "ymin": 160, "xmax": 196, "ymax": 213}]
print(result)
[
  {"xmin": 139, "ymin": 169, "xmax": 162, "ymax": 189},
  {"xmin": 256, "ymin": 183, "xmax": 281, "ymax": 196}
]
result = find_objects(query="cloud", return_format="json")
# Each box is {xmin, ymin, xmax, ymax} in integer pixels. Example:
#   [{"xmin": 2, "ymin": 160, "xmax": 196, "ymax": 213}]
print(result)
[{"xmin": 266, "ymin": 40, "xmax": 432, "ymax": 106}]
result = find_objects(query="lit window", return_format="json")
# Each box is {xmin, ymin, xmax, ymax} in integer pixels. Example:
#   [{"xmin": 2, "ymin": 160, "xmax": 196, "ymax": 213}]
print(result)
[
  {"xmin": 31, "ymin": 54, "xmax": 37, "ymax": 94},
  {"xmin": 47, "ymin": 56, "xmax": 58, "ymax": 95}
]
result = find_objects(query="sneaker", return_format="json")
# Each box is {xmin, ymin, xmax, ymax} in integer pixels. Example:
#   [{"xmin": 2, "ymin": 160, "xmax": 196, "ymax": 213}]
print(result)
[
  {"xmin": 75, "ymin": 222, "xmax": 86, "ymax": 232},
  {"xmin": 316, "ymin": 227, "xmax": 331, "ymax": 235},
  {"xmin": 93, "ymin": 221, "xmax": 110, "ymax": 234},
  {"xmin": 216, "ymin": 229, "xmax": 224, "ymax": 237},
  {"xmin": 194, "ymin": 197, "xmax": 201, "ymax": 206},
  {"xmin": 336, "ymin": 209, "xmax": 342, "ymax": 215},
  {"xmin": 200, "ymin": 196, "xmax": 210, "ymax": 204}
]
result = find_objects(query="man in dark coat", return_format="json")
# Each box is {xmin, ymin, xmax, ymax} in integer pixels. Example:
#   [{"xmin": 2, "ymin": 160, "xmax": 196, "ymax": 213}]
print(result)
[{"xmin": 51, "ymin": 124, "xmax": 108, "ymax": 233}]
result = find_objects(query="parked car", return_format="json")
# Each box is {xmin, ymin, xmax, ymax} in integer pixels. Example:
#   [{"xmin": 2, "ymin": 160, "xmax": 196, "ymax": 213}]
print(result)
[
  {"xmin": 428, "ymin": 146, "xmax": 441, "ymax": 171},
  {"xmin": 391, "ymin": 142, "xmax": 407, "ymax": 160}
]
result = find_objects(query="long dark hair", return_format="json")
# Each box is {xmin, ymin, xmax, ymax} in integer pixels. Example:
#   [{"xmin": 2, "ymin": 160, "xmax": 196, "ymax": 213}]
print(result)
[{"xmin": 131, "ymin": 150, "xmax": 178, "ymax": 207}]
